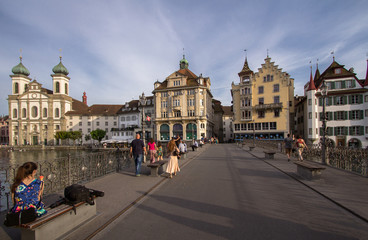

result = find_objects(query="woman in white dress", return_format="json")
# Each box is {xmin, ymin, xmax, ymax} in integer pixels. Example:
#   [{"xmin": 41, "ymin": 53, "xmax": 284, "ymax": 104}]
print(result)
[{"xmin": 165, "ymin": 139, "xmax": 180, "ymax": 178}]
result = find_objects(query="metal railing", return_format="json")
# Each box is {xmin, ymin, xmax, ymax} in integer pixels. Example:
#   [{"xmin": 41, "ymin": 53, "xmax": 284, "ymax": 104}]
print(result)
[
  {"xmin": 238, "ymin": 140, "xmax": 368, "ymax": 177},
  {"xmin": 0, "ymin": 149, "xmax": 132, "ymax": 211}
]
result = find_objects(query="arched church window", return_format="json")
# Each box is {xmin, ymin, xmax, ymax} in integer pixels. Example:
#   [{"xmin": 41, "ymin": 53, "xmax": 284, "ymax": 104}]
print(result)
[
  {"xmin": 32, "ymin": 106, "xmax": 38, "ymax": 118},
  {"xmin": 56, "ymin": 82, "xmax": 60, "ymax": 93},
  {"xmin": 14, "ymin": 83, "xmax": 19, "ymax": 94},
  {"xmin": 43, "ymin": 108, "xmax": 48, "ymax": 118},
  {"xmin": 55, "ymin": 108, "xmax": 60, "ymax": 118},
  {"xmin": 13, "ymin": 109, "xmax": 18, "ymax": 118},
  {"xmin": 65, "ymin": 83, "xmax": 68, "ymax": 94},
  {"xmin": 22, "ymin": 108, "xmax": 27, "ymax": 118}
]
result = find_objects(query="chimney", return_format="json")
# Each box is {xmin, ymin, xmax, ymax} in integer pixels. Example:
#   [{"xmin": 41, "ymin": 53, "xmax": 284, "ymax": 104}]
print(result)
[{"xmin": 82, "ymin": 92, "xmax": 87, "ymax": 105}]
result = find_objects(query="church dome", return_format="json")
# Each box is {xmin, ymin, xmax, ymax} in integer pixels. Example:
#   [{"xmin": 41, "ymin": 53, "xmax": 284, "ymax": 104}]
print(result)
[
  {"xmin": 180, "ymin": 55, "xmax": 189, "ymax": 69},
  {"xmin": 12, "ymin": 57, "xmax": 30, "ymax": 76},
  {"xmin": 52, "ymin": 57, "xmax": 69, "ymax": 75}
]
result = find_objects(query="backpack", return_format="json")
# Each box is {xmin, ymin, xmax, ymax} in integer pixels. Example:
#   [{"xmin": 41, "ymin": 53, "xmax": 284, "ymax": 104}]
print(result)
[{"xmin": 64, "ymin": 184, "xmax": 95, "ymax": 206}]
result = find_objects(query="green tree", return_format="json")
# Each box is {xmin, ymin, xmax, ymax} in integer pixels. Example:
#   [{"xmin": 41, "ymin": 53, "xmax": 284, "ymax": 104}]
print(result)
[
  {"xmin": 90, "ymin": 129, "xmax": 106, "ymax": 144},
  {"xmin": 85, "ymin": 134, "xmax": 91, "ymax": 142},
  {"xmin": 69, "ymin": 131, "xmax": 82, "ymax": 145},
  {"xmin": 55, "ymin": 131, "xmax": 70, "ymax": 145}
]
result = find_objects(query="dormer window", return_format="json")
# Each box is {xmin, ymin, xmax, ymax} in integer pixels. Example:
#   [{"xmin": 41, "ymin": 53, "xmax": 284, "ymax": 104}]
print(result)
[
  {"xmin": 334, "ymin": 68, "xmax": 342, "ymax": 74},
  {"xmin": 173, "ymin": 80, "xmax": 181, "ymax": 86}
]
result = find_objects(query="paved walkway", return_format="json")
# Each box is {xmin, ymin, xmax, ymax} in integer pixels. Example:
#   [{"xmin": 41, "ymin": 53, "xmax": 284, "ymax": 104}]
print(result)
[{"xmin": 1, "ymin": 144, "xmax": 367, "ymax": 239}]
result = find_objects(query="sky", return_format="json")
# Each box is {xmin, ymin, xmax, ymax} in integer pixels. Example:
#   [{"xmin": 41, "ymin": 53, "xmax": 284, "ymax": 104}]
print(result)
[{"xmin": 1, "ymin": 0, "xmax": 368, "ymax": 115}]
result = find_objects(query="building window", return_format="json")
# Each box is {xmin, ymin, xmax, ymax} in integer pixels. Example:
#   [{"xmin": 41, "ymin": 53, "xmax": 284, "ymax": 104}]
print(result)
[
  {"xmin": 65, "ymin": 83, "xmax": 68, "ymax": 94},
  {"xmin": 79, "ymin": 122, "xmax": 82, "ymax": 126},
  {"xmin": 235, "ymin": 124, "xmax": 240, "ymax": 131},
  {"xmin": 258, "ymin": 111, "xmax": 265, "ymax": 118},
  {"xmin": 274, "ymin": 109, "xmax": 280, "ymax": 117},
  {"xmin": 174, "ymin": 91, "xmax": 181, "ymax": 96},
  {"xmin": 350, "ymin": 95, "xmax": 360, "ymax": 104},
  {"xmin": 259, "ymin": 98, "xmax": 264, "ymax": 105},
  {"xmin": 270, "ymin": 122, "xmax": 276, "ymax": 130},
  {"xmin": 200, "ymin": 99, "xmax": 204, "ymax": 106},
  {"xmin": 12, "ymin": 109, "xmax": 18, "ymax": 118},
  {"xmin": 258, "ymin": 86, "xmax": 264, "ymax": 94},
  {"xmin": 187, "ymin": 89, "xmax": 195, "ymax": 95},
  {"xmin": 113, "ymin": 122, "xmax": 117, "ymax": 126},
  {"xmin": 248, "ymin": 123, "xmax": 254, "ymax": 130},
  {"xmin": 241, "ymin": 124, "xmax": 246, "ymax": 130},
  {"xmin": 96, "ymin": 122, "xmax": 100, "ymax": 126},
  {"xmin": 264, "ymin": 75, "xmax": 273, "ymax": 82},
  {"xmin": 309, "ymin": 128, "xmax": 312, "ymax": 135},
  {"xmin": 55, "ymin": 125, "xmax": 60, "ymax": 130},
  {"xmin": 274, "ymin": 96, "xmax": 280, "ymax": 104},
  {"xmin": 161, "ymin": 101, "xmax": 167, "ymax": 108},
  {"xmin": 349, "ymin": 126, "xmax": 362, "ymax": 136},
  {"xmin": 308, "ymin": 99, "xmax": 312, "ymax": 105},
  {"xmin": 334, "ymin": 68, "xmax": 342, "ymax": 74},
  {"xmin": 161, "ymin": 92, "xmax": 168, "ymax": 97},
  {"xmin": 126, "ymin": 116, "xmax": 131, "ymax": 121},
  {"xmin": 43, "ymin": 108, "xmax": 47, "ymax": 118},
  {"xmin": 55, "ymin": 108, "xmax": 60, "ymax": 118},
  {"xmin": 31, "ymin": 106, "xmax": 38, "ymax": 118},
  {"xmin": 132, "ymin": 116, "xmax": 137, "ymax": 121},
  {"xmin": 173, "ymin": 99, "xmax": 180, "ymax": 107},
  {"xmin": 121, "ymin": 117, "xmax": 125, "ymax": 121},
  {"xmin": 88, "ymin": 128, "xmax": 91, "ymax": 133},
  {"xmin": 187, "ymin": 99, "xmax": 195, "ymax": 106},
  {"xmin": 173, "ymin": 80, "xmax": 181, "ymax": 86},
  {"xmin": 350, "ymin": 110, "xmax": 361, "ymax": 120},
  {"xmin": 161, "ymin": 112, "xmax": 167, "ymax": 118},
  {"xmin": 188, "ymin": 110, "xmax": 195, "ymax": 116},
  {"xmin": 88, "ymin": 122, "xmax": 91, "ymax": 126},
  {"xmin": 308, "ymin": 112, "xmax": 312, "ymax": 119},
  {"xmin": 55, "ymin": 82, "xmax": 60, "ymax": 93},
  {"xmin": 14, "ymin": 82, "xmax": 19, "ymax": 94},
  {"xmin": 22, "ymin": 108, "xmax": 27, "ymax": 118},
  {"xmin": 273, "ymin": 84, "xmax": 279, "ymax": 92},
  {"xmin": 335, "ymin": 96, "xmax": 344, "ymax": 105},
  {"xmin": 262, "ymin": 122, "xmax": 269, "ymax": 130}
]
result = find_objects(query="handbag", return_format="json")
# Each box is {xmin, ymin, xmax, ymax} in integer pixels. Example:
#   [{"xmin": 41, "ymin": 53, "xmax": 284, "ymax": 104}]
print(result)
[{"xmin": 4, "ymin": 207, "xmax": 38, "ymax": 227}]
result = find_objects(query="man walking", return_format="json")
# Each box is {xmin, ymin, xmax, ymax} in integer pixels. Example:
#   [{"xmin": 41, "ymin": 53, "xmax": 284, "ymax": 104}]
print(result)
[
  {"xmin": 284, "ymin": 134, "xmax": 294, "ymax": 162},
  {"xmin": 130, "ymin": 133, "xmax": 147, "ymax": 176}
]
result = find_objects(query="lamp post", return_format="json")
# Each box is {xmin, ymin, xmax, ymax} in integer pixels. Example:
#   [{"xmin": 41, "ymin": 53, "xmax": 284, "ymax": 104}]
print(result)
[
  {"xmin": 139, "ymin": 92, "xmax": 147, "ymax": 144},
  {"xmin": 252, "ymin": 119, "xmax": 255, "ymax": 147},
  {"xmin": 320, "ymin": 81, "xmax": 328, "ymax": 165}
]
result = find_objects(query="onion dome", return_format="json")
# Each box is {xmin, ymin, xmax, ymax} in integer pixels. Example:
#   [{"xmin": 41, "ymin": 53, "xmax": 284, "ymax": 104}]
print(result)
[
  {"xmin": 52, "ymin": 57, "xmax": 69, "ymax": 75},
  {"xmin": 180, "ymin": 55, "xmax": 189, "ymax": 69},
  {"xmin": 12, "ymin": 57, "xmax": 30, "ymax": 76}
]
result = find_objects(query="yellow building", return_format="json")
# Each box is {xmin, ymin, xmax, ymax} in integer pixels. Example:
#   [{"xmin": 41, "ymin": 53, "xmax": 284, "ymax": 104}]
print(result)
[
  {"xmin": 153, "ymin": 56, "xmax": 214, "ymax": 141},
  {"xmin": 231, "ymin": 55, "xmax": 294, "ymax": 140}
]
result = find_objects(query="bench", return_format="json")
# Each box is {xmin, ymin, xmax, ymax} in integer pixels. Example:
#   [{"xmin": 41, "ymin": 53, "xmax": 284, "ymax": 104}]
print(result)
[
  {"xmin": 19, "ymin": 201, "xmax": 97, "ymax": 240},
  {"xmin": 294, "ymin": 161, "xmax": 326, "ymax": 180},
  {"xmin": 147, "ymin": 160, "xmax": 168, "ymax": 177},
  {"xmin": 264, "ymin": 151, "xmax": 276, "ymax": 159}
]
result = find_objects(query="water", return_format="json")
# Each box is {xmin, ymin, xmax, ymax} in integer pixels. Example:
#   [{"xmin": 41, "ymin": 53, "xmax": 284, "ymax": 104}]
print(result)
[{"xmin": 0, "ymin": 148, "xmax": 100, "ymax": 168}]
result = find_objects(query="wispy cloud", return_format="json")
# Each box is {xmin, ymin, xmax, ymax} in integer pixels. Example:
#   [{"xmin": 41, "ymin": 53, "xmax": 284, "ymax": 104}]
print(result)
[{"xmin": 0, "ymin": 0, "xmax": 367, "ymax": 114}]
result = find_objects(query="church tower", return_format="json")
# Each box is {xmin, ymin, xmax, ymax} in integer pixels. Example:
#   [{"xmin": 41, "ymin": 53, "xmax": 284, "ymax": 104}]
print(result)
[
  {"xmin": 51, "ymin": 56, "xmax": 70, "ymax": 95},
  {"xmin": 10, "ymin": 56, "xmax": 31, "ymax": 95}
]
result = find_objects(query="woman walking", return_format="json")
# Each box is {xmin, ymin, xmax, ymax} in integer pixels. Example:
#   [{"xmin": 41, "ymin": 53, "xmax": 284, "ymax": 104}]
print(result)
[
  {"xmin": 296, "ymin": 136, "xmax": 307, "ymax": 161},
  {"xmin": 147, "ymin": 138, "xmax": 157, "ymax": 163},
  {"xmin": 165, "ymin": 139, "xmax": 180, "ymax": 178}
]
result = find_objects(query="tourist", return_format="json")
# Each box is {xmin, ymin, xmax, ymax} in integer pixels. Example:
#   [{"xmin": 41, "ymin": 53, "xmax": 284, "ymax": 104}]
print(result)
[
  {"xmin": 130, "ymin": 134, "xmax": 147, "ymax": 177},
  {"xmin": 147, "ymin": 138, "xmax": 157, "ymax": 163},
  {"xmin": 165, "ymin": 139, "xmax": 180, "ymax": 178},
  {"xmin": 10, "ymin": 162, "xmax": 47, "ymax": 217},
  {"xmin": 284, "ymin": 134, "xmax": 294, "ymax": 162},
  {"xmin": 192, "ymin": 140, "xmax": 198, "ymax": 151},
  {"xmin": 157, "ymin": 142, "xmax": 163, "ymax": 161},
  {"xmin": 295, "ymin": 136, "xmax": 307, "ymax": 161},
  {"xmin": 178, "ymin": 140, "xmax": 186, "ymax": 156}
]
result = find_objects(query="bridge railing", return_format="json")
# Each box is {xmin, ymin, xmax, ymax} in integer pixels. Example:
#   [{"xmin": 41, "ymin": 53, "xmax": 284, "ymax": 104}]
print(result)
[{"xmin": 238, "ymin": 140, "xmax": 368, "ymax": 177}]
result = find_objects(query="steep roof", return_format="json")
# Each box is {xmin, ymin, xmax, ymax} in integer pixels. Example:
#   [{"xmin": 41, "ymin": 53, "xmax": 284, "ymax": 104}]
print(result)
[
  {"xmin": 66, "ymin": 100, "xmax": 123, "ymax": 116},
  {"xmin": 222, "ymin": 106, "xmax": 233, "ymax": 116},
  {"xmin": 238, "ymin": 57, "xmax": 253, "ymax": 77},
  {"xmin": 154, "ymin": 68, "xmax": 200, "ymax": 90},
  {"xmin": 364, "ymin": 60, "xmax": 368, "ymax": 86},
  {"xmin": 307, "ymin": 68, "xmax": 316, "ymax": 91},
  {"xmin": 315, "ymin": 60, "xmax": 358, "ymax": 87}
]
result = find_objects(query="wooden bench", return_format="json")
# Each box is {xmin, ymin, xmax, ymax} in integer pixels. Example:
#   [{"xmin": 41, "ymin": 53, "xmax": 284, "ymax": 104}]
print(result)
[
  {"xmin": 19, "ymin": 201, "xmax": 97, "ymax": 240},
  {"xmin": 294, "ymin": 161, "xmax": 326, "ymax": 180},
  {"xmin": 264, "ymin": 151, "xmax": 276, "ymax": 159},
  {"xmin": 147, "ymin": 160, "xmax": 168, "ymax": 177}
]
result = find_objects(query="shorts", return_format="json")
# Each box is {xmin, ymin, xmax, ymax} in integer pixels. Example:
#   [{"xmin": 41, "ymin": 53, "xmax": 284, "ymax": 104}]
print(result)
[{"xmin": 285, "ymin": 148, "xmax": 292, "ymax": 154}]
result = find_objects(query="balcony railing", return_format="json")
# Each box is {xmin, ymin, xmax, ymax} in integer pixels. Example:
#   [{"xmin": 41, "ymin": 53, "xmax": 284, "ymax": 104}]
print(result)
[{"xmin": 253, "ymin": 103, "xmax": 283, "ymax": 110}]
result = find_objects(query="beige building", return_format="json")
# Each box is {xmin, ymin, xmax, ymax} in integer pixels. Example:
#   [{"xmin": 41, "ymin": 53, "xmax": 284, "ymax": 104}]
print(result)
[
  {"xmin": 153, "ymin": 56, "xmax": 214, "ymax": 141},
  {"xmin": 231, "ymin": 56, "xmax": 294, "ymax": 140},
  {"xmin": 8, "ymin": 57, "xmax": 73, "ymax": 145}
]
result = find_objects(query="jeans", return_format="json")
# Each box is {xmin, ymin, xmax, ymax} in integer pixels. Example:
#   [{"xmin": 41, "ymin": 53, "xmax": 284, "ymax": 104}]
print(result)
[{"xmin": 134, "ymin": 154, "xmax": 143, "ymax": 175}]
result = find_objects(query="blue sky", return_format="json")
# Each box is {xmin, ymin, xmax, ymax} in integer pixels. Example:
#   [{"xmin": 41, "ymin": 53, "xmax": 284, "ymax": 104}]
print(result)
[{"xmin": 1, "ymin": 0, "xmax": 368, "ymax": 115}]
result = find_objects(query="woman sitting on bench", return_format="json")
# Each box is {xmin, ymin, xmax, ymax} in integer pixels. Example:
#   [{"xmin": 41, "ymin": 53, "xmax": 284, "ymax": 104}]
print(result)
[{"xmin": 10, "ymin": 162, "xmax": 47, "ymax": 217}]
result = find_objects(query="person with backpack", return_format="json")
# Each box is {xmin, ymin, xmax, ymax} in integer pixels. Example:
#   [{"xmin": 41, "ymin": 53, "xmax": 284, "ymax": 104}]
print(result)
[
  {"xmin": 130, "ymin": 133, "xmax": 147, "ymax": 177},
  {"xmin": 295, "ymin": 136, "xmax": 307, "ymax": 161}
]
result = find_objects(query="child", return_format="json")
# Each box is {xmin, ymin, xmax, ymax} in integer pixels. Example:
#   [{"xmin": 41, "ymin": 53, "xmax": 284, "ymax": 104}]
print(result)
[{"xmin": 157, "ymin": 142, "xmax": 163, "ymax": 161}]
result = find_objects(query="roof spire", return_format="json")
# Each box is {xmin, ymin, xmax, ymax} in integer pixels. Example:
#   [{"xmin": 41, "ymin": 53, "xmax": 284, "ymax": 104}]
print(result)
[
  {"xmin": 331, "ymin": 51, "xmax": 335, "ymax": 62},
  {"xmin": 267, "ymin": 49, "xmax": 269, "ymax": 58},
  {"xmin": 307, "ymin": 64, "xmax": 316, "ymax": 91},
  {"xmin": 364, "ymin": 54, "xmax": 368, "ymax": 86},
  {"xmin": 59, "ymin": 48, "xmax": 62, "ymax": 62},
  {"xmin": 19, "ymin": 48, "xmax": 23, "ymax": 62}
]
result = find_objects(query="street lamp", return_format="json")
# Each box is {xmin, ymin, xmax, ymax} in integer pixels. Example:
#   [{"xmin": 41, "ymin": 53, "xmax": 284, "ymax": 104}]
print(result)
[
  {"xmin": 139, "ymin": 92, "xmax": 147, "ymax": 144},
  {"xmin": 252, "ymin": 118, "xmax": 255, "ymax": 147},
  {"xmin": 320, "ymin": 81, "xmax": 328, "ymax": 165}
]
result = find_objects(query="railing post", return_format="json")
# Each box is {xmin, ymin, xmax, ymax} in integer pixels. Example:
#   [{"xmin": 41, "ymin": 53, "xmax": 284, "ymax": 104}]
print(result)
[
  {"xmin": 68, "ymin": 154, "xmax": 71, "ymax": 186},
  {"xmin": 362, "ymin": 158, "xmax": 368, "ymax": 177},
  {"xmin": 116, "ymin": 149, "xmax": 121, "ymax": 172}
]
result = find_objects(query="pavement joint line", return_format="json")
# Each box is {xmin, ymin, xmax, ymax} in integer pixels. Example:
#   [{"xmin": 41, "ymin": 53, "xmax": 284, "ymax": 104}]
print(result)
[
  {"xmin": 84, "ymin": 146, "xmax": 207, "ymax": 240},
  {"xmin": 238, "ymin": 145, "xmax": 368, "ymax": 225}
]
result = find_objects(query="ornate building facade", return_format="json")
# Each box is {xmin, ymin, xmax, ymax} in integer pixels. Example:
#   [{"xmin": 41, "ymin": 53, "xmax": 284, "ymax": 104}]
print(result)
[
  {"xmin": 304, "ymin": 58, "xmax": 368, "ymax": 148},
  {"xmin": 231, "ymin": 55, "xmax": 295, "ymax": 140},
  {"xmin": 8, "ymin": 57, "xmax": 73, "ymax": 145},
  {"xmin": 153, "ymin": 56, "xmax": 214, "ymax": 141}
]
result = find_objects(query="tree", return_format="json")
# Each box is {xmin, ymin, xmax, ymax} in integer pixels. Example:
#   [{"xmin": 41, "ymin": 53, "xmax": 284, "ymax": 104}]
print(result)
[
  {"xmin": 85, "ymin": 134, "xmax": 91, "ymax": 142},
  {"xmin": 90, "ymin": 129, "xmax": 106, "ymax": 144},
  {"xmin": 69, "ymin": 131, "xmax": 82, "ymax": 145},
  {"xmin": 55, "ymin": 131, "xmax": 70, "ymax": 145}
]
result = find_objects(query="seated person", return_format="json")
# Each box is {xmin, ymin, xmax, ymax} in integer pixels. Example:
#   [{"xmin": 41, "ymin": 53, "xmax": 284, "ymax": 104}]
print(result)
[{"xmin": 11, "ymin": 162, "xmax": 47, "ymax": 217}]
